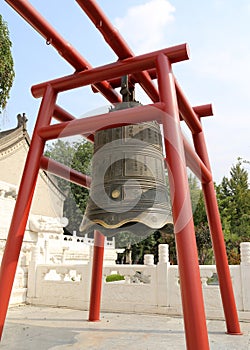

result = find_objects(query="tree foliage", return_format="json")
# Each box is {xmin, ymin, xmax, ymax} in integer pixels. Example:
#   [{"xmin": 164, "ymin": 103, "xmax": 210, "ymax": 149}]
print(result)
[
  {"xmin": 216, "ymin": 158, "xmax": 250, "ymax": 263},
  {"xmin": 44, "ymin": 139, "xmax": 93, "ymax": 234},
  {"xmin": 0, "ymin": 15, "xmax": 15, "ymax": 113}
]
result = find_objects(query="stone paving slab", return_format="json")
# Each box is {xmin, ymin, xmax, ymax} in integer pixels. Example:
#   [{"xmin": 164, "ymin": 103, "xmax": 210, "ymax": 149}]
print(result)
[{"xmin": 1, "ymin": 305, "xmax": 250, "ymax": 349}]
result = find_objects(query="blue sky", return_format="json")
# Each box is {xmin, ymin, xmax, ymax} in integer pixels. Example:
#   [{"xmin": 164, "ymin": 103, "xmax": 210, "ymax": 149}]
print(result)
[{"xmin": 1, "ymin": 0, "xmax": 249, "ymax": 183}]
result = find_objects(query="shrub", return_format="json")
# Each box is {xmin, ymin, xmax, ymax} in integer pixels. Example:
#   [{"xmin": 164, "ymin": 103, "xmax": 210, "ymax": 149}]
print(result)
[{"xmin": 105, "ymin": 274, "xmax": 125, "ymax": 282}]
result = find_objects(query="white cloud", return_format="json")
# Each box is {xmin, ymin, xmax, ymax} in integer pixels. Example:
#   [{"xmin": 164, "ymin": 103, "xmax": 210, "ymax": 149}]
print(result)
[
  {"xmin": 114, "ymin": 0, "xmax": 175, "ymax": 54},
  {"xmin": 191, "ymin": 47, "xmax": 250, "ymax": 90}
]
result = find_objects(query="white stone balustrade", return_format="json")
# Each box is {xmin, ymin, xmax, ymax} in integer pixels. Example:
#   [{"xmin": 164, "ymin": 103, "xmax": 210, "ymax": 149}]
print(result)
[
  {"xmin": 1, "ymin": 209, "xmax": 250, "ymax": 320},
  {"xmin": 23, "ymin": 243, "xmax": 250, "ymax": 320},
  {"xmin": 27, "ymin": 264, "xmax": 90, "ymax": 310},
  {"xmin": 240, "ymin": 242, "xmax": 250, "ymax": 311}
]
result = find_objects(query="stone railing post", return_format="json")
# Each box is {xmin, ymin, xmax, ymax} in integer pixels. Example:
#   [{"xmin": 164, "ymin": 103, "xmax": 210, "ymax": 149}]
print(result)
[
  {"xmin": 240, "ymin": 242, "xmax": 250, "ymax": 311},
  {"xmin": 62, "ymin": 247, "xmax": 69, "ymax": 264},
  {"xmin": 157, "ymin": 244, "xmax": 170, "ymax": 307},
  {"xmin": 158, "ymin": 244, "xmax": 170, "ymax": 264},
  {"xmin": 27, "ymin": 245, "xmax": 40, "ymax": 300},
  {"xmin": 144, "ymin": 254, "xmax": 154, "ymax": 266},
  {"xmin": 240, "ymin": 242, "xmax": 250, "ymax": 264},
  {"xmin": 44, "ymin": 239, "xmax": 50, "ymax": 264}
]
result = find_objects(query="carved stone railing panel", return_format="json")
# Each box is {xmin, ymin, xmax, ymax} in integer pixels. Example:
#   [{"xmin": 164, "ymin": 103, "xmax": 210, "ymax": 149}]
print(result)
[
  {"xmin": 41, "ymin": 266, "xmax": 83, "ymax": 282},
  {"xmin": 103, "ymin": 265, "xmax": 154, "ymax": 285},
  {"xmin": 0, "ymin": 181, "xmax": 17, "ymax": 199}
]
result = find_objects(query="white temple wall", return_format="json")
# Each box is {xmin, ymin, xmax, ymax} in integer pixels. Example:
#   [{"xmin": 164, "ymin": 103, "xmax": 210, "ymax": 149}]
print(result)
[
  {"xmin": 0, "ymin": 141, "xmax": 27, "ymax": 186},
  {"xmin": 0, "ymin": 135, "xmax": 65, "ymax": 219}
]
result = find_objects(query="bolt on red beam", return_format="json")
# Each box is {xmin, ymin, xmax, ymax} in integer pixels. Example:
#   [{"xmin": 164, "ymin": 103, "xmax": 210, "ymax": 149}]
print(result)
[
  {"xmin": 31, "ymin": 44, "xmax": 189, "ymax": 98},
  {"xmin": 38, "ymin": 102, "xmax": 165, "ymax": 141},
  {"xmin": 40, "ymin": 156, "xmax": 91, "ymax": 188},
  {"xmin": 76, "ymin": 0, "xmax": 161, "ymax": 102},
  {"xmin": 5, "ymin": 0, "xmax": 121, "ymax": 104}
]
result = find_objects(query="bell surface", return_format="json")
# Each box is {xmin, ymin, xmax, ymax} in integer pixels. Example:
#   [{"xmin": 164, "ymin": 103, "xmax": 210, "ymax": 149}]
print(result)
[{"xmin": 80, "ymin": 121, "xmax": 172, "ymax": 236}]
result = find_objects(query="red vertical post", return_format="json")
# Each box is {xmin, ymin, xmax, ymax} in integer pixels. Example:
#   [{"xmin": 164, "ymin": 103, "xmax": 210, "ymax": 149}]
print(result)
[
  {"xmin": 88, "ymin": 230, "xmax": 105, "ymax": 321},
  {"xmin": 193, "ymin": 131, "xmax": 242, "ymax": 335},
  {"xmin": 0, "ymin": 85, "xmax": 57, "ymax": 340},
  {"xmin": 156, "ymin": 53, "xmax": 210, "ymax": 349}
]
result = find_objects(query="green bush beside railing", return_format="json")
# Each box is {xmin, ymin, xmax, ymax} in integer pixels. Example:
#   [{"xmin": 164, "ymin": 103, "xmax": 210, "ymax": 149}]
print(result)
[{"xmin": 105, "ymin": 274, "xmax": 125, "ymax": 282}]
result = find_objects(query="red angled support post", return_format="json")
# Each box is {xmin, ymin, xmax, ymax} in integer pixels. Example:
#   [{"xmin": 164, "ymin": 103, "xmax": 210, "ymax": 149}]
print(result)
[
  {"xmin": 193, "ymin": 131, "xmax": 242, "ymax": 335},
  {"xmin": 0, "ymin": 85, "xmax": 57, "ymax": 340},
  {"xmin": 156, "ymin": 53, "xmax": 210, "ymax": 349},
  {"xmin": 89, "ymin": 230, "xmax": 105, "ymax": 322}
]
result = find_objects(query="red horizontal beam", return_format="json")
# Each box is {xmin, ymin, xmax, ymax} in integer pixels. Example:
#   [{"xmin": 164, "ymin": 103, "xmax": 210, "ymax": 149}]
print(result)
[
  {"xmin": 5, "ymin": 0, "xmax": 121, "ymax": 104},
  {"xmin": 53, "ymin": 105, "xmax": 94, "ymax": 142},
  {"xmin": 40, "ymin": 156, "xmax": 91, "ymax": 188},
  {"xmin": 193, "ymin": 104, "xmax": 213, "ymax": 118},
  {"xmin": 38, "ymin": 102, "xmax": 165, "ymax": 140},
  {"xmin": 53, "ymin": 104, "xmax": 77, "ymax": 122},
  {"xmin": 32, "ymin": 44, "xmax": 189, "ymax": 98},
  {"xmin": 76, "ymin": 0, "xmax": 161, "ymax": 102}
]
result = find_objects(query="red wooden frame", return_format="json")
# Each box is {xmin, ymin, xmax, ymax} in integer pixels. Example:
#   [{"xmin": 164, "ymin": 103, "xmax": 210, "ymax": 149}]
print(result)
[{"xmin": 1, "ymin": 1, "xmax": 242, "ymax": 348}]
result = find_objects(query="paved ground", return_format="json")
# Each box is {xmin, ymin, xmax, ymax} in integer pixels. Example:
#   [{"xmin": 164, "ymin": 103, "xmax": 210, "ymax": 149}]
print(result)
[{"xmin": 1, "ymin": 305, "xmax": 250, "ymax": 349}]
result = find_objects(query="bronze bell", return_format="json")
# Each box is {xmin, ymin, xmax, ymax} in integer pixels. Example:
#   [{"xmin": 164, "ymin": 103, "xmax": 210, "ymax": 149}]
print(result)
[{"xmin": 80, "ymin": 120, "xmax": 172, "ymax": 237}]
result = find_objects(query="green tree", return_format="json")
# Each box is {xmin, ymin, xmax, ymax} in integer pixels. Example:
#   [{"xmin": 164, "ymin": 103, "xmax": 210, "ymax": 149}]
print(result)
[
  {"xmin": 193, "ymin": 186, "xmax": 213, "ymax": 264},
  {"xmin": 115, "ymin": 229, "xmax": 161, "ymax": 264},
  {"xmin": 131, "ymin": 231, "xmax": 161, "ymax": 264},
  {"xmin": 0, "ymin": 15, "xmax": 15, "ymax": 113},
  {"xmin": 216, "ymin": 158, "xmax": 250, "ymax": 264},
  {"xmin": 188, "ymin": 173, "xmax": 201, "ymax": 215},
  {"xmin": 195, "ymin": 222, "xmax": 213, "ymax": 264},
  {"xmin": 187, "ymin": 173, "xmax": 213, "ymax": 264},
  {"xmin": 44, "ymin": 139, "xmax": 93, "ymax": 234}
]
